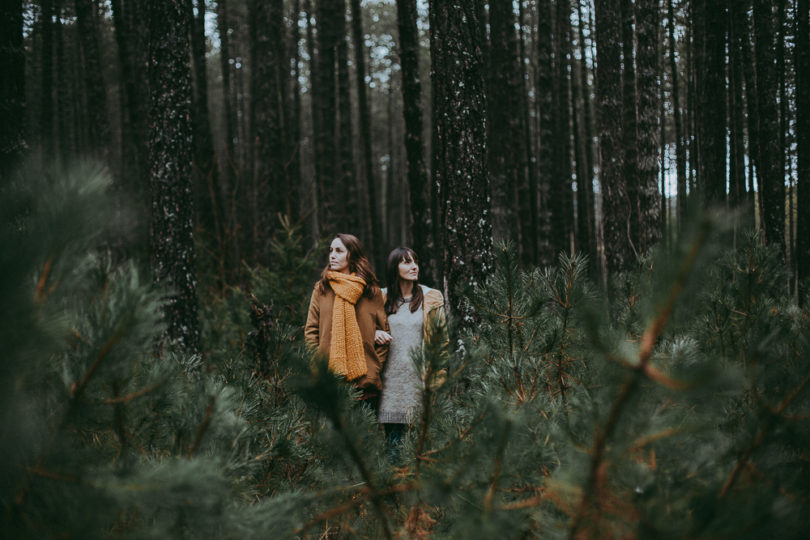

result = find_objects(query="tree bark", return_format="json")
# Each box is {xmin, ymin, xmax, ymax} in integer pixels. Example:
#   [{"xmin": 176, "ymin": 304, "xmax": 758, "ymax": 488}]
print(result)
[
  {"xmin": 396, "ymin": 0, "xmax": 434, "ymax": 282},
  {"xmin": 596, "ymin": 0, "xmax": 632, "ymax": 274},
  {"xmin": 431, "ymin": 0, "xmax": 491, "ymax": 327},
  {"xmin": 40, "ymin": 0, "xmax": 54, "ymax": 158},
  {"xmin": 798, "ymin": 0, "xmax": 810, "ymax": 291},
  {"xmin": 250, "ymin": 0, "xmax": 287, "ymax": 262},
  {"xmin": 336, "ymin": 1, "xmax": 358, "ymax": 234},
  {"xmin": 148, "ymin": 0, "xmax": 200, "ymax": 352},
  {"xmin": 551, "ymin": 0, "xmax": 574, "ymax": 257},
  {"xmin": 0, "ymin": 0, "xmax": 25, "ymax": 177},
  {"xmin": 74, "ymin": 0, "xmax": 111, "ymax": 164},
  {"xmin": 754, "ymin": 0, "xmax": 786, "ymax": 256},
  {"xmin": 634, "ymin": 0, "xmax": 662, "ymax": 252},
  {"xmin": 575, "ymin": 0, "xmax": 597, "ymax": 268},
  {"xmin": 536, "ymin": 0, "xmax": 554, "ymax": 266},
  {"xmin": 620, "ymin": 0, "xmax": 639, "ymax": 256},
  {"xmin": 667, "ymin": 0, "xmax": 687, "ymax": 226}
]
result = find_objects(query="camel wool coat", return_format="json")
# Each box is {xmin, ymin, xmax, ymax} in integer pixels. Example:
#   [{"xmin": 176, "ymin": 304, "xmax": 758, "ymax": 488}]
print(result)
[{"xmin": 305, "ymin": 285, "xmax": 390, "ymax": 391}]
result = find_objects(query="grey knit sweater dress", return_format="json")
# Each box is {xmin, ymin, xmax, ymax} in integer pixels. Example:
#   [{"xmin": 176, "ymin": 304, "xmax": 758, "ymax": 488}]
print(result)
[{"xmin": 377, "ymin": 297, "xmax": 423, "ymax": 424}]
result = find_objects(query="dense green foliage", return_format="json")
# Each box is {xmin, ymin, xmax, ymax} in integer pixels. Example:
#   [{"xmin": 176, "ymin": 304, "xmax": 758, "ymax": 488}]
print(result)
[{"xmin": 2, "ymin": 167, "xmax": 809, "ymax": 538}]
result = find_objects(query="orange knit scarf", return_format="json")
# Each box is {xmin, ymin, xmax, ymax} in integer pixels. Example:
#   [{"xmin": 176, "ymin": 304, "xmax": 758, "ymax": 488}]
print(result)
[{"xmin": 327, "ymin": 271, "xmax": 367, "ymax": 380}]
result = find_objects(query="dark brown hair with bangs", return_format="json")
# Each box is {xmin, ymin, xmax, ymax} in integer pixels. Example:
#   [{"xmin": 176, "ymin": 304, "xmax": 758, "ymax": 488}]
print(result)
[{"xmin": 384, "ymin": 247, "xmax": 423, "ymax": 315}]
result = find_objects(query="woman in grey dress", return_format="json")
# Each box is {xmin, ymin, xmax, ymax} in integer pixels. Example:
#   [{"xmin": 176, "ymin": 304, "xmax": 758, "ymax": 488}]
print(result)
[{"xmin": 377, "ymin": 247, "xmax": 446, "ymax": 458}]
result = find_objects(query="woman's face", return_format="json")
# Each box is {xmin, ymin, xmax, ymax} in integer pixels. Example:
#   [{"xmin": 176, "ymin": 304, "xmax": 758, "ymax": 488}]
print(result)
[
  {"xmin": 329, "ymin": 238, "xmax": 350, "ymax": 273},
  {"xmin": 398, "ymin": 256, "xmax": 419, "ymax": 283}
]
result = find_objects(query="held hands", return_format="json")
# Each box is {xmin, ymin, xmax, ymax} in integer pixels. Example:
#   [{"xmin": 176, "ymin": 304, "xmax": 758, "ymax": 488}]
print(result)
[{"xmin": 375, "ymin": 330, "xmax": 392, "ymax": 345}]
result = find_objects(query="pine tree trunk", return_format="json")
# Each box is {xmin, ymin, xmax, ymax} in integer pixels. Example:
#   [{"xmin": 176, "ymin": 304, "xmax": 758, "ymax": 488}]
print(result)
[
  {"xmin": 634, "ymin": 0, "xmax": 662, "ymax": 253},
  {"xmin": 536, "ymin": 0, "xmax": 554, "ymax": 265},
  {"xmin": 336, "ymin": 1, "xmax": 357, "ymax": 233},
  {"xmin": 305, "ymin": 0, "xmax": 321, "ymax": 234},
  {"xmin": 0, "ymin": 0, "xmax": 25, "ymax": 177},
  {"xmin": 431, "ymin": 0, "xmax": 491, "ymax": 326},
  {"xmin": 55, "ymin": 0, "xmax": 75, "ymax": 163},
  {"xmin": 217, "ymin": 0, "xmax": 237, "ymax": 176},
  {"xmin": 74, "ymin": 0, "xmax": 111, "ymax": 164},
  {"xmin": 754, "ymin": 0, "xmax": 786, "ymax": 256},
  {"xmin": 728, "ymin": 0, "xmax": 747, "ymax": 212},
  {"xmin": 189, "ymin": 0, "xmax": 225, "ymax": 276},
  {"xmin": 695, "ymin": 0, "xmax": 727, "ymax": 204},
  {"xmin": 315, "ymin": 0, "xmax": 341, "ymax": 233},
  {"xmin": 596, "ymin": 0, "xmax": 632, "ymax": 274},
  {"xmin": 288, "ymin": 0, "xmax": 302, "ymax": 223},
  {"xmin": 518, "ymin": 0, "xmax": 539, "ymax": 266},
  {"xmin": 487, "ymin": 0, "xmax": 523, "ymax": 244},
  {"xmin": 735, "ymin": 0, "xmax": 760, "ymax": 219},
  {"xmin": 396, "ymin": 0, "xmax": 434, "ymax": 282},
  {"xmin": 250, "ymin": 0, "xmax": 287, "ymax": 262},
  {"xmin": 350, "ymin": 0, "xmax": 380, "ymax": 266},
  {"xmin": 552, "ymin": 0, "xmax": 574, "ymax": 257},
  {"xmin": 667, "ymin": 0, "xmax": 687, "ymax": 226},
  {"xmin": 620, "ymin": 0, "xmax": 640, "ymax": 259},
  {"xmin": 40, "ymin": 0, "xmax": 54, "ymax": 158},
  {"xmin": 148, "ymin": 0, "xmax": 200, "ymax": 353},
  {"xmin": 798, "ymin": 0, "xmax": 810, "ymax": 292},
  {"xmin": 576, "ymin": 0, "xmax": 598, "ymax": 268}
]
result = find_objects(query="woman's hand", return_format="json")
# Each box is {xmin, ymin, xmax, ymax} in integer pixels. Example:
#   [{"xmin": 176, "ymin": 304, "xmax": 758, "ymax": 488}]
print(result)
[{"xmin": 375, "ymin": 330, "xmax": 392, "ymax": 345}]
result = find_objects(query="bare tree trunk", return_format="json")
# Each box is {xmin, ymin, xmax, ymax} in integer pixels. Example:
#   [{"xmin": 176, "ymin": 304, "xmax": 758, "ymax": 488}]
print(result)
[
  {"xmin": 798, "ymin": 0, "xmax": 810, "ymax": 294},
  {"xmin": 396, "ymin": 0, "xmax": 434, "ymax": 282},
  {"xmin": 518, "ymin": 0, "xmax": 539, "ymax": 266},
  {"xmin": 148, "ymin": 0, "xmax": 200, "ymax": 352},
  {"xmin": 668, "ymin": 0, "xmax": 687, "ymax": 227},
  {"xmin": 576, "ymin": 0, "xmax": 598, "ymax": 268},
  {"xmin": 40, "ymin": 0, "xmax": 54, "ymax": 158},
  {"xmin": 0, "ymin": 0, "xmax": 25, "ymax": 177},
  {"xmin": 552, "ymin": 0, "xmax": 574, "ymax": 257},
  {"xmin": 74, "ymin": 0, "xmax": 111, "ymax": 165},
  {"xmin": 596, "ymin": 0, "xmax": 632, "ymax": 274},
  {"xmin": 55, "ymin": 0, "xmax": 75, "ymax": 163},
  {"xmin": 431, "ymin": 0, "xmax": 491, "ymax": 327},
  {"xmin": 634, "ymin": 0, "xmax": 662, "ymax": 252},
  {"xmin": 754, "ymin": 0, "xmax": 786, "ymax": 256},
  {"xmin": 536, "ymin": 0, "xmax": 555, "ymax": 266}
]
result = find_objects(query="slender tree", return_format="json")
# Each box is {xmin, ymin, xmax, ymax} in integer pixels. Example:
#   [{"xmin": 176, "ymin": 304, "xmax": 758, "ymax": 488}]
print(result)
[
  {"xmin": 487, "ymin": 0, "xmax": 523, "ymax": 244},
  {"xmin": 634, "ymin": 0, "xmax": 662, "ymax": 252},
  {"xmin": 798, "ymin": 0, "xmax": 810, "ymax": 290},
  {"xmin": 575, "ymin": 0, "xmax": 597, "ymax": 267},
  {"xmin": 536, "ymin": 0, "xmax": 555, "ymax": 265},
  {"xmin": 74, "ymin": 0, "xmax": 111, "ymax": 164},
  {"xmin": 148, "ymin": 0, "xmax": 200, "ymax": 352},
  {"xmin": 287, "ymin": 0, "xmax": 302, "ymax": 222},
  {"xmin": 0, "ymin": 0, "xmax": 25, "ymax": 177},
  {"xmin": 620, "ymin": 0, "xmax": 639, "ymax": 257},
  {"xmin": 336, "ymin": 0, "xmax": 358, "ymax": 233},
  {"xmin": 350, "ymin": 0, "xmax": 381, "ymax": 265},
  {"xmin": 431, "ymin": 0, "xmax": 491, "ymax": 326},
  {"xmin": 217, "ymin": 0, "xmax": 237, "ymax": 177},
  {"xmin": 595, "ymin": 0, "xmax": 632, "ymax": 274},
  {"xmin": 250, "ymin": 0, "xmax": 287, "ymax": 262},
  {"xmin": 754, "ymin": 0, "xmax": 786, "ymax": 256},
  {"xmin": 40, "ymin": 0, "xmax": 54, "ymax": 158},
  {"xmin": 396, "ymin": 0, "xmax": 434, "ymax": 282},
  {"xmin": 55, "ymin": 0, "xmax": 75, "ymax": 162},
  {"xmin": 667, "ymin": 0, "xmax": 686, "ymax": 225},
  {"xmin": 728, "ymin": 0, "xmax": 747, "ymax": 211},
  {"xmin": 551, "ymin": 0, "xmax": 574, "ymax": 257},
  {"xmin": 518, "ymin": 0, "xmax": 539, "ymax": 265}
]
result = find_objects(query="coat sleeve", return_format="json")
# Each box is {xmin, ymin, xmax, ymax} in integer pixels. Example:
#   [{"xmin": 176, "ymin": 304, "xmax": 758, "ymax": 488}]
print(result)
[
  {"xmin": 304, "ymin": 288, "xmax": 320, "ymax": 348},
  {"xmin": 374, "ymin": 291, "xmax": 390, "ymax": 363}
]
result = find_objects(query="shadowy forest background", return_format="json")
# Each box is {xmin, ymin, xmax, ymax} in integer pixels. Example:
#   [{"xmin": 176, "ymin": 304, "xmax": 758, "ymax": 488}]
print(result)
[{"xmin": 2, "ymin": 0, "xmax": 810, "ymax": 538}]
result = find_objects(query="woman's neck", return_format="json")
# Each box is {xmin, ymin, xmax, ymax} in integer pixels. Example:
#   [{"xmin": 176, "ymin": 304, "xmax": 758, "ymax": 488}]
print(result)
[{"xmin": 399, "ymin": 280, "xmax": 414, "ymax": 298}]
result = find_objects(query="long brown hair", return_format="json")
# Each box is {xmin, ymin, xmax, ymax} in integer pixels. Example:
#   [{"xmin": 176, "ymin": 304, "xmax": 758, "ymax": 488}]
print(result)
[
  {"xmin": 384, "ymin": 247, "xmax": 423, "ymax": 315},
  {"xmin": 317, "ymin": 233, "xmax": 380, "ymax": 298}
]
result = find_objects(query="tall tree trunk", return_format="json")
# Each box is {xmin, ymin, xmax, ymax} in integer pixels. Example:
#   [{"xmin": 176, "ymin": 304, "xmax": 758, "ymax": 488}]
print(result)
[
  {"xmin": 315, "ymin": 0, "xmax": 341, "ymax": 232},
  {"xmin": 250, "ymin": 0, "xmax": 287, "ymax": 263},
  {"xmin": 148, "ymin": 0, "xmax": 200, "ymax": 353},
  {"xmin": 189, "ymin": 0, "xmax": 225, "ymax": 278},
  {"xmin": 798, "ymin": 0, "xmax": 810, "ymax": 292},
  {"xmin": 216, "ymin": 0, "xmax": 240, "ymax": 273},
  {"xmin": 634, "ymin": 0, "xmax": 662, "ymax": 252},
  {"xmin": 288, "ymin": 0, "xmax": 302, "ymax": 223},
  {"xmin": 695, "ymin": 0, "xmax": 727, "ymax": 204},
  {"xmin": 620, "ymin": 0, "xmax": 639, "ymax": 257},
  {"xmin": 74, "ymin": 0, "xmax": 111, "ymax": 165},
  {"xmin": 552, "ymin": 0, "xmax": 574, "ymax": 257},
  {"xmin": 431, "ymin": 0, "xmax": 491, "ymax": 327},
  {"xmin": 487, "ymin": 0, "xmax": 523, "ymax": 244},
  {"xmin": 575, "ymin": 0, "xmax": 597, "ymax": 268},
  {"xmin": 668, "ymin": 0, "xmax": 687, "ymax": 226},
  {"xmin": 336, "ymin": 1, "xmax": 357, "ymax": 234},
  {"xmin": 518, "ymin": 0, "xmax": 539, "ymax": 266},
  {"xmin": 55, "ymin": 0, "xmax": 75, "ymax": 163},
  {"xmin": 596, "ymin": 0, "xmax": 632, "ymax": 274},
  {"xmin": 735, "ymin": 0, "xmax": 760, "ymax": 219},
  {"xmin": 536, "ymin": 0, "xmax": 555, "ymax": 265},
  {"xmin": 40, "ymin": 0, "xmax": 54, "ymax": 158},
  {"xmin": 305, "ymin": 0, "xmax": 321, "ymax": 235},
  {"xmin": 350, "ymin": 0, "xmax": 380, "ymax": 267},
  {"xmin": 111, "ymin": 0, "xmax": 149, "ymax": 196},
  {"xmin": 754, "ymin": 0, "xmax": 786, "ymax": 256},
  {"xmin": 0, "ymin": 0, "xmax": 25, "ymax": 177},
  {"xmin": 728, "ymin": 0, "xmax": 747, "ymax": 212},
  {"xmin": 396, "ymin": 0, "xmax": 434, "ymax": 282}
]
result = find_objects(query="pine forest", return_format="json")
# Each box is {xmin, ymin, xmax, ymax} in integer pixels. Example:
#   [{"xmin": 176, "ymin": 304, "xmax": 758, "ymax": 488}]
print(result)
[{"xmin": 2, "ymin": 0, "xmax": 810, "ymax": 537}]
